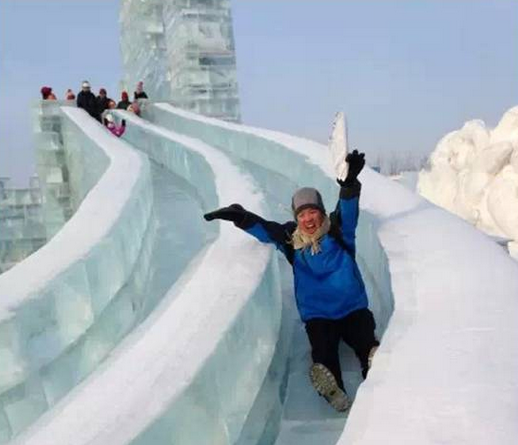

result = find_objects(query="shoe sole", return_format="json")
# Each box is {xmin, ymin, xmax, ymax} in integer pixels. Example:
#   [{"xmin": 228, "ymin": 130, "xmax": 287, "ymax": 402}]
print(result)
[{"xmin": 310, "ymin": 363, "xmax": 350, "ymax": 412}]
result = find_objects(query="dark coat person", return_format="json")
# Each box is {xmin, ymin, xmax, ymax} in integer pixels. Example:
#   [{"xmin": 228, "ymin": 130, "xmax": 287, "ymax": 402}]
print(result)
[
  {"xmin": 96, "ymin": 88, "xmax": 112, "ymax": 115},
  {"xmin": 77, "ymin": 81, "xmax": 101, "ymax": 122}
]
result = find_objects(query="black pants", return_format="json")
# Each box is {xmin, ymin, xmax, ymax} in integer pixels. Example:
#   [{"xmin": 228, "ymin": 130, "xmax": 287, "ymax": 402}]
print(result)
[{"xmin": 305, "ymin": 308, "xmax": 379, "ymax": 390}]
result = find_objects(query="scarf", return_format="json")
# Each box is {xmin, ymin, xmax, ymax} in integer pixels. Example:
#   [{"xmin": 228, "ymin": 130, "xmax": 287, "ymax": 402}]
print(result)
[{"xmin": 291, "ymin": 216, "xmax": 331, "ymax": 255}]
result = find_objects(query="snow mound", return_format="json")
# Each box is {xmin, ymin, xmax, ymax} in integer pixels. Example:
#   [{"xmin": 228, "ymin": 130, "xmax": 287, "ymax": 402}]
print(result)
[{"xmin": 418, "ymin": 106, "xmax": 518, "ymax": 256}]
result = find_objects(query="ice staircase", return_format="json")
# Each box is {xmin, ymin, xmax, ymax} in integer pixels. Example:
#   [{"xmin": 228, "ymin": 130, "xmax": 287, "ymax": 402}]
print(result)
[{"xmin": 1, "ymin": 103, "xmax": 517, "ymax": 445}]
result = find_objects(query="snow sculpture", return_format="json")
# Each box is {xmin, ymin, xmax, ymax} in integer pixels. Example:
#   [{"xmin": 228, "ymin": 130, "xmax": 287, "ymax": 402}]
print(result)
[
  {"xmin": 120, "ymin": 0, "xmax": 241, "ymax": 122},
  {"xmin": 418, "ymin": 106, "xmax": 518, "ymax": 258}
]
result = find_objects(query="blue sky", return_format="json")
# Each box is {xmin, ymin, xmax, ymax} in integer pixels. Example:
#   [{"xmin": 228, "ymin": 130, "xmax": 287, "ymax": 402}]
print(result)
[{"xmin": 1, "ymin": 0, "xmax": 517, "ymax": 186}]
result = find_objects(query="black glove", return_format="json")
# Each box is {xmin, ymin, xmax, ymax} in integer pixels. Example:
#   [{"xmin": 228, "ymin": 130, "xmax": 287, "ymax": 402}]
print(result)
[
  {"xmin": 121, "ymin": 119, "xmax": 126, "ymax": 127},
  {"xmin": 203, "ymin": 204, "xmax": 247, "ymax": 225},
  {"xmin": 337, "ymin": 149, "xmax": 365, "ymax": 187}
]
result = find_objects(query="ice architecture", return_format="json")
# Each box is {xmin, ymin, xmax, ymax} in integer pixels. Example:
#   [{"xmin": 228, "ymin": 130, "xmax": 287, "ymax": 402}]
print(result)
[
  {"xmin": 0, "ymin": 100, "xmax": 76, "ymax": 273},
  {"xmin": 120, "ymin": 0, "xmax": 241, "ymax": 122},
  {"xmin": 0, "ymin": 104, "xmax": 155, "ymax": 443},
  {"xmin": 0, "ymin": 99, "xmax": 516, "ymax": 445},
  {"xmin": 33, "ymin": 100, "xmax": 75, "ymax": 239},
  {"xmin": 418, "ymin": 106, "xmax": 518, "ymax": 259},
  {"xmin": 0, "ymin": 178, "xmax": 45, "ymax": 273}
]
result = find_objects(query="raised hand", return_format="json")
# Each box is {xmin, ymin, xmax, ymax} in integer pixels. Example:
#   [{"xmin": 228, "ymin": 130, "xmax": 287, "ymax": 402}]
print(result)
[
  {"xmin": 203, "ymin": 203, "xmax": 246, "ymax": 225},
  {"xmin": 337, "ymin": 149, "xmax": 365, "ymax": 186}
]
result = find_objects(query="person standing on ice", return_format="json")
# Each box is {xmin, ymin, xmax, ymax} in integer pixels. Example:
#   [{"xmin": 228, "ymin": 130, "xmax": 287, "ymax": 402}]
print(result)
[
  {"xmin": 77, "ymin": 81, "xmax": 101, "ymax": 122},
  {"xmin": 133, "ymin": 81, "xmax": 148, "ymax": 100},
  {"xmin": 96, "ymin": 88, "xmax": 112, "ymax": 115},
  {"xmin": 204, "ymin": 150, "xmax": 379, "ymax": 412}
]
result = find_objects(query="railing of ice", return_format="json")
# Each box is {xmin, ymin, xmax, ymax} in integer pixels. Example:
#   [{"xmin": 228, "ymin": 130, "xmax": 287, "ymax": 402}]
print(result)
[
  {"xmin": 10, "ymin": 110, "xmax": 283, "ymax": 444},
  {"xmin": 0, "ymin": 107, "xmax": 153, "ymax": 443}
]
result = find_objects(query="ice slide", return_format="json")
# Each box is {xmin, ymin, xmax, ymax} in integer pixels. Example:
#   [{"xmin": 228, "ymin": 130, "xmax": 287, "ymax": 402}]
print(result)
[
  {"xmin": 3, "ymin": 106, "xmax": 279, "ymax": 445},
  {"xmin": 1, "ymin": 104, "xmax": 518, "ymax": 445}
]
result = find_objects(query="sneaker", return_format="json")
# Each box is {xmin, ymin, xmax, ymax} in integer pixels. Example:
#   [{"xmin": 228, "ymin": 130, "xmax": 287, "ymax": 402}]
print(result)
[{"xmin": 309, "ymin": 363, "xmax": 350, "ymax": 412}]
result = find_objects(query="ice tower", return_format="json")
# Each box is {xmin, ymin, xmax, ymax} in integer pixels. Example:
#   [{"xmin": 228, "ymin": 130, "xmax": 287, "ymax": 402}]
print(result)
[{"xmin": 120, "ymin": 0, "xmax": 241, "ymax": 122}]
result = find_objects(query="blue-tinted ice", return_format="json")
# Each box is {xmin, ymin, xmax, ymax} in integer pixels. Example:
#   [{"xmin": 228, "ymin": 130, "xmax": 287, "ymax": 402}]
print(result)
[{"xmin": 0, "ymin": 101, "xmax": 396, "ymax": 444}]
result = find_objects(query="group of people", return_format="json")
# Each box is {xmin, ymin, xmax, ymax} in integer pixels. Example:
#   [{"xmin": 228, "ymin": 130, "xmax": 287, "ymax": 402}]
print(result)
[
  {"xmin": 40, "ymin": 80, "xmax": 148, "ymax": 122},
  {"xmin": 40, "ymin": 80, "xmax": 148, "ymax": 138},
  {"xmin": 75, "ymin": 80, "xmax": 148, "ymax": 122}
]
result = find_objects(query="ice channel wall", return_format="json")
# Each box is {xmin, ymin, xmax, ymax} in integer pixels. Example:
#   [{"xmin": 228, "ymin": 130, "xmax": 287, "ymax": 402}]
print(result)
[
  {"xmin": 10, "ymin": 109, "xmax": 282, "ymax": 445},
  {"xmin": 146, "ymin": 104, "xmax": 518, "ymax": 445},
  {"xmin": 0, "ymin": 107, "xmax": 153, "ymax": 443}
]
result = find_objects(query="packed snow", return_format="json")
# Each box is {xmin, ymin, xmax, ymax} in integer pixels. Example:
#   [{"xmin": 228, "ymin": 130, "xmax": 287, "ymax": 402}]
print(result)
[{"xmin": 419, "ymin": 106, "xmax": 518, "ymax": 259}]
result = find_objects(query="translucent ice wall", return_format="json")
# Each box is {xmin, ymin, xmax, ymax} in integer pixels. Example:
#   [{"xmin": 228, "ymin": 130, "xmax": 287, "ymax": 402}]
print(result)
[
  {"xmin": 119, "ymin": 0, "xmax": 170, "ymax": 100},
  {"xmin": 0, "ymin": 184, "xmax": 46, "ymax": 273},
  {"xmin": 120, "ymin": 0, "xmax": 241, "ymax": 122},
  {"xmin": 1, "ymin": 100, "xmax": 77, "ymax": 274},
  {"xmin": 0, "ymin": 106, "xmax": 153, "ymax": 443},
  {"xmin": 33, "ymin": 100, "xmax": 75, "ymax": 239},
  {"xmin": 11, "ymin": 110, "xmax": 281, "ymax": 445}
]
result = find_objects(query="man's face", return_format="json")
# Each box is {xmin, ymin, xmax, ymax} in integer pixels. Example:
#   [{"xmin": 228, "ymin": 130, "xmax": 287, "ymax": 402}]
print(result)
[{"xmin": 296, "ymin": 207, "xmax": 324, "ymax": 235}]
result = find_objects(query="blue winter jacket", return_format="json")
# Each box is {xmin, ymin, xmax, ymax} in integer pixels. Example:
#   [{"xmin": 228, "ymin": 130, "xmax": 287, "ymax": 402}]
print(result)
[{"xmin": 238, "ymin": 182, "xmax": 368, "ymax": 322}]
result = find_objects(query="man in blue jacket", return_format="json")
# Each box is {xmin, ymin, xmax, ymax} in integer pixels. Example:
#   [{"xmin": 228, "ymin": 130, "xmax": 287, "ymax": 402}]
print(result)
[{"xmin": 204, "ymin": 150, "xmax": 379, "ymax": 412}]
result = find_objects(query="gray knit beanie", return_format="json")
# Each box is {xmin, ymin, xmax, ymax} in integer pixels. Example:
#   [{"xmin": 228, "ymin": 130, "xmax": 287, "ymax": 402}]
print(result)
[{"xmin": 291, "ymin": 187, "xmax": 326, "ymax": 217}]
